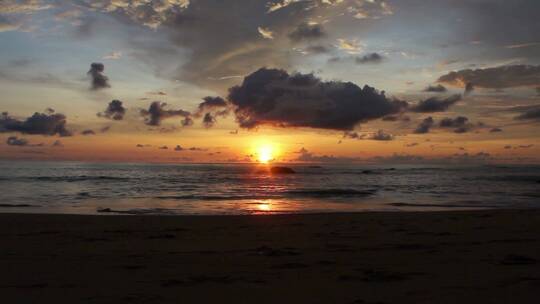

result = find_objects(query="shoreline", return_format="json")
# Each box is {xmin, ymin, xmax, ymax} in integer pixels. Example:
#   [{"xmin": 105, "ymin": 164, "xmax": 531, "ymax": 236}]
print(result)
[{"xmin": 2, "ymin": 209, "xmax": 539, "ymax": 303}]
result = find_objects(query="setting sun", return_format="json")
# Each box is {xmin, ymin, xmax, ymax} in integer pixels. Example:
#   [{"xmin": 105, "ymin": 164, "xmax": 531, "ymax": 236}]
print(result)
[{"xmin": 257, "ymin": 145, "xmax": 274, "ymax": 163}]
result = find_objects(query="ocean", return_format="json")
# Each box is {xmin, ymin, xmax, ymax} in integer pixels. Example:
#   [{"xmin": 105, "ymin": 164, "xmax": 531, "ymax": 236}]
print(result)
[{"xmin": 0, "ymin": 161, "xmax": 539, "ymax": 215}]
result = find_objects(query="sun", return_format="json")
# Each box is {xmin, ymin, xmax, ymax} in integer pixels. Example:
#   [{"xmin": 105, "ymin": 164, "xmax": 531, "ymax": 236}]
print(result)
[{"xmin": 257, "ymin": 145, "xmax": 274, "ymax": 164}]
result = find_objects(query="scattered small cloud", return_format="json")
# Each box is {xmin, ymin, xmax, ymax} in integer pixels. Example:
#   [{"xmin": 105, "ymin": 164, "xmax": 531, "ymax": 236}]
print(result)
[
  {"xmin": 98, "ymin": 100, "xmax": 126, "ymax": 120},
  {"xmin": 410, "ymin": 94, "xmax": 461, "ymax": 113},
  {"xmin": 289, "ymin": 22, "xmax": 326, "ymax": 42},
  {"xmin": 140, "ymin": 101, "xmax": 190, "ymax": 126},
  {"xmin": 87, "ymin": 63, "xmax": 110, "ymax": 90},
  {"xmin": 414, "ymin": 117, "xmax": 435, "ymax": 134},
  {"xmin": 257, "ymin": 27, "xmax": 274, "ymax": 39},
  {"xmin": 423, "ymin": 84, "xmax": 447, "ymax": 93},
  {"xmin": 81, "ymin": 129, "xmax": 95, "ymax": 136},
  {"xmin": 355, "ymin": 53, "xmax": 384, "ymax": 64}
]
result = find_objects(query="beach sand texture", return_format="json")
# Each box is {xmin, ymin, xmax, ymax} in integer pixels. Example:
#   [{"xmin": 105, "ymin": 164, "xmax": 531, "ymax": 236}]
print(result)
[{"xmin": 1, "ymin": 210, "xmax": 539, "ymax": 303}]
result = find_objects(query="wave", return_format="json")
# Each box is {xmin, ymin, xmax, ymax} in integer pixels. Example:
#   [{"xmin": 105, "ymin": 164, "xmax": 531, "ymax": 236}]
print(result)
[
  {"xmin": 284, "ymin": 188, "xmax": 377, "ymax": 197},
  {"xmin": 463, "ymin": 175, "xmax": 540, "ymax": 183},
  {"xmin": 0, "ymin": 176, "xmax": 132, "ymax": 182},
  {"xmin": 155, "ymin": 188, "xmax": 377, "ymax": 201}
]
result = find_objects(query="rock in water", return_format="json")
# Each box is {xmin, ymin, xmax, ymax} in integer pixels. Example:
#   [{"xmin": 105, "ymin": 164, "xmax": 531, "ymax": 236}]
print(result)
[{"xmin": 270, "ymin": 166, "xmax": 296, "ymax": 174}]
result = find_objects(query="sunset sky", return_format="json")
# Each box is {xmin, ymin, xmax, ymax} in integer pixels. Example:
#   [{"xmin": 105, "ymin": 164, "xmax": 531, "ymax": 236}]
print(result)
[{"xmin": 1, "ymin": 0, "xmax": 539, "ymax": 163}]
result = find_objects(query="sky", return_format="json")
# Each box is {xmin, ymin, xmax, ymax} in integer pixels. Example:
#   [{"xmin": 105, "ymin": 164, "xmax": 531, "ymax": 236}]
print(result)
[{"xmin": 1, "ymin": 0, "xmax": 539, "ymax": 164}]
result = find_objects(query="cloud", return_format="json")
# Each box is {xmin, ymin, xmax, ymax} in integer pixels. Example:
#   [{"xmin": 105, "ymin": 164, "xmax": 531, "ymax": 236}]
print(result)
[
  {"xmin": 196, "ymin": 96, "xmax": 229, "ymax": 115},
  {"xmin": 355, "ymin": 53, "xmax": 384, "ymax": 64},
  {"xmin": 82, "ymin": 0, "xmax": 190, "ymax": 29},
  {"xmin": 0, "ymin": 111, "xmax": 71, "ymax": 136},
  {"xmin": 371, "ymin": 129, "xmax": 393, "ymax": 141},
  {"xmin": 227, "ymin": 68, "xmax": 406, "ymax": 130},
  {"xmin": 103, "ymin": 51, "xmax": 122, "ymax": 60},
  {"xmin": 87, "ymin": 63, "xmax": 110, "ymax": 90},
  {"xmin": 423, "ymin": 84, "xmax": 447, "ymax": 93},
  {"xmin": 266, "ymin": 0, "xmax": 304, "ymax": 13},
  {"xmin": 294, "ymin": 147, "xmax": 360, "ymax": 163},
  {"xmin": 288, "ymin": 22, "xmax": 325, "ymax": 42},
  {"xmin": 439, "ymin": 116, "xmax": 472, "ymax": 133},
  {"xmin": 346, "ymin": 0, "xmax": 393, "ymax": 19},
  {"xmin": 0, "ymin": 15, "xmax": 21, "ymax": 32},
  {"xmin": 258, "ymin": 27, "xmax": 274, "ymax": 39},
  {"xmin": 98, "ymin": 100, "xmax": 126, "ymax": 120},
  {"xmin": 6, "ymin": 136, "xmax": 28, "ymax": 146},
  {"xmin": 158, "ymin": 145, "xmax": 169, "ymax": 150},
  {"xmin": 343, "ymin": 129, "xmax": 393, "ymax": 141},
  {"xmin": 438, "ymin": 65, "xmax": 540, "ymax": 89},
  {"xmin": 81, "ymin": 129, "xmax": 95, "ymax": 136},
  {"xmin": 409, "ymin": 94, "xmax": 461, "ymax": 113},
  {"xmin": 515, "ymin": 107, "xmax": 540, "ymax": 121},
  {"xmin": 174, "ymin": 145, "xmax": 184, "ymax": 151},
  {"xmin": 305, "ymin": 45, "xmax": 331, "ymax": 54},
  {"xmin": 194, "ymin": 96, "xmax": 230, "ymax": 127},
  {"xmin": 202, "ymin": 113, "xmax": 216, "ymax": 128},
  {"xmin": 336, "ymin": 38, "xmax": 362, "ymax": 53},
  {"xmin": 414, "ymin": 117, "xmax": 434, "ymax": 134},
  {"xmin": 140, "ymin": 101, "xmax": 191, "ymax": 126},
  {"xmin": 490, "ymin": 127, "xmax": 503, "ymax": 133},
  {"xmin": 0, "ymin": 0, "xmax": 52, "ymax": 14},
  {"xmin": 464, "ymin": 82, "xmax": 474, "ymax": 96}
]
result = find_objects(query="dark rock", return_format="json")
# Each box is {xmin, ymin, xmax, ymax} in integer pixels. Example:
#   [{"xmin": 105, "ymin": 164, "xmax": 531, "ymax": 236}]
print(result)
[{"xmin": 270, "ymin": 166, "xmax": 296, "ymax": 174}]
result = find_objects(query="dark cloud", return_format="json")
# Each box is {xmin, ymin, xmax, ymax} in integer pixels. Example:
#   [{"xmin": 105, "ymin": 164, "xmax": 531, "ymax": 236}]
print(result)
[
  {"xmin": 136, "ymin": 144, "xmax": 151, "ymax": 148},
  {"xmin": 100, "ymin": 125, "xmax": 111, "ymax": 133},
  {"xmin": 0, "ymin": 111, "xmax": 72, "ymax": 136},
  {"xmin": 140, "ymin": 101, "xmax": 191, "ymax": 126},
  {"xmin": 174, "ymin": 145, "xmax": 206, "ymax": 152},
  {"xmin": 288, "ymin": 22, "xmax": 326, "ymax": 42},
  {"xmin": 227, "ymin": 68, "xmax": 407, "ymax": 130},
  {"xmin": 305, "ymin": 45, "xmax": 331, "ymax": 54},
  {"xmin": 6, "ymin": 136, "xmax": 28, "ymax": 146},
  {"xmin": 409, "ymin": 94, "xmax": 461, "ymax": 113},
  {"xmin": 81, "ymin": 129, "xmax": 96, "ymax": 135},
  {"xmin": 414, "ymin": 117, "xmax": 435, "ymax": 134},
  {"xmin": 87, "ymin": 63, "xmax": 110, "ymax": 90},
  {"xmin": 423, "ymin": 84, "xmax": 447, "ymax": 93},
  {"xmin": 438, "ymin": 65, "xmax": 540, "ymax": 89},
  {"xmin": 98, "ymin": 100, "xmax": 126, "ymax": 120},
  {"xmin": 490, "ymin": 127, "xmax": 503, "ymax": 133},
  {"xmin": 202, "ymin": 113, "xmax": 216, "ymax": 128},
  {"xmin": 381, "ymin": 115, "xmax": 410, "ymax": 122},
  {"xmin": 181, "ymin": 116, "xmax": 194, "ymax": 127},
  {"xmin": 371, "ymin": 129, "xmax": 393, "ymax": 141},
  {"xmin": 439, "ymin": 116, "xmax": 469, "ymax": 128},
  {"xmin": 197, "ymin": 96, "xmax": 228, "ymax": 113},
  {"xmin": 192, "ymin": 96, "xmax": 230, "ymax": 127},
  {"xmin": 355, "ymin": 53, "xmax": 384, "ymax": 64},
  {"xmin": 158, "ymin": 145, "xmax": 168, "ymax": 150},
  {"xmin": 464, "ymin": 82, "xmax": 474, "ymax": 96},
  {"xmin": 514, "ymin": 105, "xmax": 540, "ymax": 121}
]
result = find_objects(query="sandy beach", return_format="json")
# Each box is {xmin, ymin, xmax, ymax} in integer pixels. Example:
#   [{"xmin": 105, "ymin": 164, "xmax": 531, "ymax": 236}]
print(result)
[{"xmin": 1, "ymin": 210, "xmax": 539, "ymax": 303}]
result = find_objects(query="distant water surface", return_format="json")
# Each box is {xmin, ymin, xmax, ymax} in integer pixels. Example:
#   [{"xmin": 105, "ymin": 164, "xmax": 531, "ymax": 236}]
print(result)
[{"xmin": 0, "ymin": 161, "xmax": 539, "ymax": 215}]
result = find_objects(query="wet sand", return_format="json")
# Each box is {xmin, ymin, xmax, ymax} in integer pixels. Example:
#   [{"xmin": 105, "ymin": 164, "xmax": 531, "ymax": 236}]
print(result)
[{"xmin": 1, "ymin": 210, "xmax": 539, "ymax": 303}]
